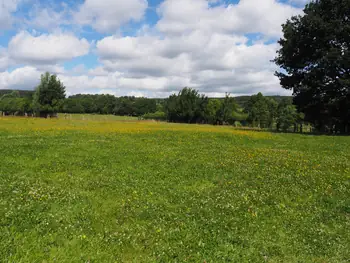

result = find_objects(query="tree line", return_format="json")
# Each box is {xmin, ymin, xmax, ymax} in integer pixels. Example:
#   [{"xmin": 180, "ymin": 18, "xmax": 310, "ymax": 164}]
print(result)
[
  {"xmin": 0, "ymin": 73, "xmax": 161, "ymax": 118},
  {"xmin": 63, "ymin": 94, "xmax": 159, "ymax": 116},
  {"xmin": 164, "ymin": 88, "xmax": 303, "ymax": 132},
  {"xmin": 0, "ymin": 74, "xmax": 304, "ymax": 133}
]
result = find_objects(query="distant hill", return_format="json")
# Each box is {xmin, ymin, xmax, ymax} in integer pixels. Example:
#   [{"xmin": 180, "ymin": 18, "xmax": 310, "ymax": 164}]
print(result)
[{"xmin": 0, "ymin": 90, "xmax": 34, "ymax": 98}]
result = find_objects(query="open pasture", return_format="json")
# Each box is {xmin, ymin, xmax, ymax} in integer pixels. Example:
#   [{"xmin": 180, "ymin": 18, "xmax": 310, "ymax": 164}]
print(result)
[{"xmin": 0, "ymin": 117, "xmax": 349, "ymax": 262}]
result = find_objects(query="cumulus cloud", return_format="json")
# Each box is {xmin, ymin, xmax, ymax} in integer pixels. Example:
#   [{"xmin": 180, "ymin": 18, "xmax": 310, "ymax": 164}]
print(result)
[
  {"xmin": 94, "ymin": 25, "xmax": 287, "ymax": 96},
  {"xmin": 1, "ymin": 0, "xmax": 304, "ymax": 97},
  {"xmin": 25, "ymin": 6, "xmax": 70, "ymax": 30},
  {"xmin": 0, "ymin": 0, "xmax": 20, "ymax": 30},
  {"xmin": 58, "ymin": 71, "xmax": 193, "ymax": 96},
  {"xmin": 0, "ymin": 67, "xmax": 41, "ymax": 90},
  {"xmin": 157, "ymin": 0, "xmax": 302, "ymax": 38},
  {"xmin": 8, "ymin": 31, "xmax": 90, "ymax": 65},
  {"xmin": 88, "ymin": 0, "xmax": 303, "ymax": 96},
  {"xmin": 75, "ymin": 0, "xmax": 148, "ymax": 33},
  {"xmin": 0, "ymin": 64, "xmax": 290, "ymax": 97},
  {"xmin": 0, "ymin": 47, "xmax": 11, "ymax": 71}
]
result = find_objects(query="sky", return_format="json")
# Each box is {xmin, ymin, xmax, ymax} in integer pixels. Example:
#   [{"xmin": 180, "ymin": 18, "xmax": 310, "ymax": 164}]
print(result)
[{"xmin": 0, "ymin": 0, "xmax": 310, "ymax": 97}]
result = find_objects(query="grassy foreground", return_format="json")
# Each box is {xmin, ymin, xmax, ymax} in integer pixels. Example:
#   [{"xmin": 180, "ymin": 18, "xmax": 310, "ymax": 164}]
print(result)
[{"xmin": 0, "ymin": 117, "xmax": 349, "ymax": 262}]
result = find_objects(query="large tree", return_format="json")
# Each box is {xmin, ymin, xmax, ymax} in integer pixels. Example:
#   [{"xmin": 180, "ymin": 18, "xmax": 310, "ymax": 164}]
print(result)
[
  {"xmin": 205, "ymin": 99, "xmax": 223, "ymax": 124},
  {"xmin": 274, "ymin": 0, "xmax": 350, "ymax": 133},
  {"xmin": 245, "ymin": 93, "xmax": 276, "ymax": 128},
  {"xmin": 33, "ymin": 72, "xmax": 66, "ymax": 117},
  {"xmin": 165, "ymin": 88, "xmax": 208, "ymax": 123}
]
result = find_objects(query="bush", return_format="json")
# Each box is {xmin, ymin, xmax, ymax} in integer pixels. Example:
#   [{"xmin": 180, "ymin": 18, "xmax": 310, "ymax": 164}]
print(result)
[{"xmin": 143, "ymin": 111, "xmax": 166, "ymax": 121}]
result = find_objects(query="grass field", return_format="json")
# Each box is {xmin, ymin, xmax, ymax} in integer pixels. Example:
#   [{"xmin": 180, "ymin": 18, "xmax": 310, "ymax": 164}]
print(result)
[
  {"xmin": 0, "ymin": 116, "xmax": 349, "ymax": 262},
  {"xmin": 57, "ymin": 114, "xmax": 138, "ymax": 121}
]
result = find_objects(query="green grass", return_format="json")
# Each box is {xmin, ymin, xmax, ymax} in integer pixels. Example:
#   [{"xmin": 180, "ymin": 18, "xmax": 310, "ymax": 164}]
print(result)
[{"xmin": 0, "ymin": 117, "xmax": 349, "ymax": 262}]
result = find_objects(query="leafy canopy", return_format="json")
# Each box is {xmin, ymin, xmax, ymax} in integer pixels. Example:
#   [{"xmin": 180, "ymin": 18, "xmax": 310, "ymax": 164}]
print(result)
[
  {"xmin": 274, "ymin": 0, "xmax": 350, "ymax": 133},
  {"xmin": 33, "ymin": 72, "xmax": 66, "ymax": 115}
]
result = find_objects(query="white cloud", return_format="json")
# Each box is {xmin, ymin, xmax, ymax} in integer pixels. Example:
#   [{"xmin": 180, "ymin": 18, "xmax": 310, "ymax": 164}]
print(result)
[
  {"xmin": 89, "ymin": 0, "xmax": 302, "ymax": 96},
  {"xmin": 25, "ymin": 6, "xmax": 69, "ymax": 30},
  {"xmin": 94, "ymin": 28, "xmax": 287, "ymax": 96},
  {"xmin": 58, "ymin": 71, "xmax": 192, "ymax": 96},
  {"xmin": 0, "ymin": 0, "xmax": 20, "ymax": 30},
  {"xmin": 35, "ymin": 64, "xmax": 66, "ymax": 75},
  {"xmin": 0, "ymin": 47, "xmax": 11, "ymax": 71},
  {"xmin": 88, "ymin": 67, "xmax": 110, "ymax": 77},
  {"xmin": 0, "ymin": 64, "xmax": 291, "ymax": 97},
  {"xmin": 1, "ymin": 0, "xmax": 302, "ymax": 97},
  {"xmin": 75, "ymin": 0, "xmax": 148, "ymax": 33},
  {"xmin": 0, "ymin": 66, "xmax": 41, "ymax": 90},
  {"xmin": 8, "ymin": 31, "xmax": 90, "ymax": 64},
  {"xmin": 157, "ymin": 0, "xmax": 302, "ymax": 38}
]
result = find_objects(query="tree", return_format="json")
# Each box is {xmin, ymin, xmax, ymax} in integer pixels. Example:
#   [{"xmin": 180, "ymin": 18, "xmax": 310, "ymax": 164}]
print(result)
[
  {"xmin": 274, "ymin": 0, "xmax": 350, "ymax": 134},
  {"xmin": 165, "ymin": 88, "xmax": 208, "ymax": 123},
  {"xmin": 114, "ymin": 97, "xmax": 136, "ymax": 116},
  {"xmin": 266, "ymin": 98, "xmax": 278, "ymax": 128},
  {"xmin": 218, "ymin": 94, "xmax": 244, "ymax": 125},
  {"xmin": 276, "ymin": 100, "xmax": 296, "ymax": 132},
  {"xmin": 165, "ymin": 89, "xmax": 245, "ymax": 125},
  {"xmin": 33, "ymin": 72, "xmax": 66, "ymax": 117},
  {"xmin": 205, "ymin": 99, "xmax": 223, "ymax": 124},
  {"xmin": 0, "ymin": 91, "xmax": 32, "ymax": 116},
  {"xmin": 134, "ymin": 98, "xmax": 157, "ymax": 116},
  {"xmin": 221, "ymin": 94, "xmax": 236, "ymax": 124},
  {"xmin": 245, "ymin": 93, "xmax": 275, "ymax": 128},
  {"xmin": 62, "ymin": 98, "xmax": 85, "ymax": 113},
  {"xmin": 142, "ymin": 111, "xmax": 167, "ymax": 121}
]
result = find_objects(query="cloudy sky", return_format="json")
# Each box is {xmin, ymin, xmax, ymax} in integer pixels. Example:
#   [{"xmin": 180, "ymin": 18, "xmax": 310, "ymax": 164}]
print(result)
[{"xmin": 0, "ymin": 0, "xmax": 310, "ymax": 97}]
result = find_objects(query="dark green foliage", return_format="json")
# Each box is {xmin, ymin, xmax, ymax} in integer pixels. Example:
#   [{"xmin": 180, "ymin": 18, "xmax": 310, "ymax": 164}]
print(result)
[
  {"xmin": 0, "ymin": 89, "xmax": 34, "ymax": 98},
  {"xmin": 275, "ymin": 98, "xmax": 305, "ymax": 132},
  {"xmin": 274, "ymin": 0, "xmax": 350, "ymax": 133},
  {"xmin": 166, "ymin": 88, "xmax": 208, "ymax": 123},
  {"xmin": 134, "ymin": 97, "xmax": 157, "ymax": 116},
  {"xmin": 235, "ymin": 95, "xmax": 292, "ymax": 108},
  {"xmin": 33, "ymin": 72, "xmax": 66, "ymax": 117},
  {"xmin": 205, "ymin": 99, "xmax": 223, "ymax": 124},
  {"xmin": 63, "ymin": 95, "xmax": 157, "ymax": 116},
  {"xmin": 0, "ymin": 91, "xmax": 33, "ymax": 115},
  {"xmin": 142, "ymin": 111, "xmax": 167, "ymax": 121},
  {"xmin": 221, "ymin": 94, "xmax": 239, "ymax": 124},
  {"xmin": 165, "ymin": 88, "xmax": 244, "ymax": 124},
  {"xmin": 62, "ymin": 98, "xmax": 85, "ymax": 113},
  {"xmin": 72, "ymin": 95, "xmax": 98, "ymax": 113},
  {"xmin": 245, "ymin": 93, "xmax": 278, "ymax": 128},
  {"xmin": 205, "ymin": 95, "xmax": 247, "ymax": 125},
  {"xmin": 113, "ymin": 96, "xmax": 136, "ymax": 116},
  {"xmin": 96, "ymin": 94, "xmax": 117, "ymax": 114},
  {"xmin": 276, "ymin": 99, "xmax": 298, "ymax": 132}
]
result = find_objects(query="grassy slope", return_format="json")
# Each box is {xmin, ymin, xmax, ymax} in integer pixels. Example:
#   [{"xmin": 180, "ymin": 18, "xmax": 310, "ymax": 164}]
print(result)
[{"xmin": 0, "ymin": 117, "xmax": 349, "ymax": 262}]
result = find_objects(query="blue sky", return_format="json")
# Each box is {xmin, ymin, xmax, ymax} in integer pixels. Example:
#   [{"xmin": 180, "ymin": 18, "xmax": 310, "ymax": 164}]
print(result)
[{"xmin": 0, "ymin": 0, "xmax": 309, "ymax": 97}]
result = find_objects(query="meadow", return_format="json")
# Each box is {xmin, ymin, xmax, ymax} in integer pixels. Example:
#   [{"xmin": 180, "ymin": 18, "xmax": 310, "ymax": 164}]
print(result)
[{"xmin": 0, "ymin": 116, "xmax": 349, "ymax": 262}]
